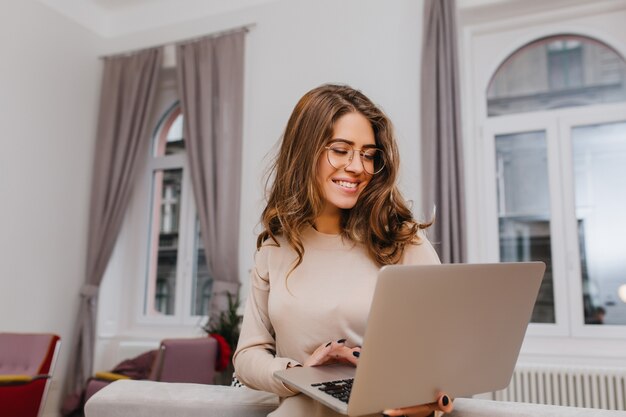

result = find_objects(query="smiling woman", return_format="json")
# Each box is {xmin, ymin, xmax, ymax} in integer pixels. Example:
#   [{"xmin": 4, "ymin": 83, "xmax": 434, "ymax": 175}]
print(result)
[{"xmin": 232, "ymin": 84, "xmax": 450, "ymax": 417}]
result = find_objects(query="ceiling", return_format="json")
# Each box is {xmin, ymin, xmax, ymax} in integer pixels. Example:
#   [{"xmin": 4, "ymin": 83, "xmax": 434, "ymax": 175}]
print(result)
[
  {"xmin": 36, "ymin": 0, "xmax": 276, "ymax": 37},
  {"xmin": 37, "ymin": 0, "xmax": 568, "ymax": 39},
  {"xmin": 90, "ymin": 0, "xmax": 155, "ymax": 11}
]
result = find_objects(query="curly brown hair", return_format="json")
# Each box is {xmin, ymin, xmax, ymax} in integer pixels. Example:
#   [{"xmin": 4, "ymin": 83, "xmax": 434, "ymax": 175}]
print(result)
[{"xmin": 257, "ymin": 84, "xmax": 430, "ymax": 272}]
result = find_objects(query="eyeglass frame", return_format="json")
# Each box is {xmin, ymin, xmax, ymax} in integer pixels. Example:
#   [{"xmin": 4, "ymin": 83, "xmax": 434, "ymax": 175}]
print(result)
[{"xmin": 323, "ymin": 140, "xmax": 386, "ymax": 175}]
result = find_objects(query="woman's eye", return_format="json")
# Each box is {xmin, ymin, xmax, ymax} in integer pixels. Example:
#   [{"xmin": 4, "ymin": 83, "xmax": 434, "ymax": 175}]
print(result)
[
  {"xmin": 331, "ymin": 147, "xmax": 350, "ymax": 155},
  {"xmin": 362, "ymin": 151, "xmax": 377, "ymax": 161}
]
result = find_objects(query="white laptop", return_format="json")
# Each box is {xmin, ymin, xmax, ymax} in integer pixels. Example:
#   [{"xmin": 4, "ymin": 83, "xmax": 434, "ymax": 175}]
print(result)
[{"xmin": 274, "ymin": 262, "xmax": 545, "ymax": 416}]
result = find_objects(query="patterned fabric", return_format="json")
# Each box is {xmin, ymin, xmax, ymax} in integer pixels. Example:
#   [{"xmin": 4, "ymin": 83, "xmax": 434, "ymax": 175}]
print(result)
[{"xmin": 231, "ymin": 373, "xmax": 245, "ymax": 388}]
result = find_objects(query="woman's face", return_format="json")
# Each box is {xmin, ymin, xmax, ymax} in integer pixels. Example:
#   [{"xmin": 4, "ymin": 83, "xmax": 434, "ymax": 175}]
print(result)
[{"xmin": 316, "ymin": 111, "xmax": 376, "ymax": 218}]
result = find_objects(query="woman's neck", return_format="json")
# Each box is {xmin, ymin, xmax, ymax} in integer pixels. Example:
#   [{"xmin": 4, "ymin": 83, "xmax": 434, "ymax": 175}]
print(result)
[{"xmin": 313, "ymin": 211, "xmax": 342, "ymax": 235}]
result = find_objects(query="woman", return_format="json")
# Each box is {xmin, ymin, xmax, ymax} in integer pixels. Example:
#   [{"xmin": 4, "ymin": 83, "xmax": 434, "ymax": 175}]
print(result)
[{"xmin": 233, "ymin": 84, "xmax": 452, "ymax": 417}]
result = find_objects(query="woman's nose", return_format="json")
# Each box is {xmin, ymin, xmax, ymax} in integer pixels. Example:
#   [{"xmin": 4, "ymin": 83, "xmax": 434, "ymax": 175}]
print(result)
[{"xmin": 344, "ymin": 152, "xmax": 365, "ymax": 173}]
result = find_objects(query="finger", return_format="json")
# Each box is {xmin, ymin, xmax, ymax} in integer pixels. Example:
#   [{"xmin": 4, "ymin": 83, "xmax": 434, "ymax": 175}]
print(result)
[
  {"xmin": 304, "ymin": 341, "xmax": 335, "ymax": 367},
  {"xmin": 305, "ymin": 339, "xmax": 354, "ymax": 367},
  {"xmin": 328, "ymin": 345, "xmax": 360, "ymax": 365},
  {"xmin": 319, "ymin": 338, "xmax": 347, "ymax": 351},
  {"xmin": 312, "ymin": 342, "xmax": 331, "ymax": 361},
  {"xmin": 382, "ymin": 402, "xmax": 437, "ymax": 417},
  {"xmin": 437, "ymin": 394, "xmax": 453, "ymax": 414},
  {"xmin": 382, "ymin": 393, "xmax": 453, "ymax": 417},
  {"xmin": 310, "ymin": 345, "xmax": 358, "ymax": 367},
  {"xmin": 346, "ymin": 347, "xmax": 361, "ymax": 365}
]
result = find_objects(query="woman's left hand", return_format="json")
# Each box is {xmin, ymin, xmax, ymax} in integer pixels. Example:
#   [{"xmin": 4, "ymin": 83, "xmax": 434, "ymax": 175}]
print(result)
[
  {"xmin": 302, "ymin": 339, "xmax": 361, "ymax": 367},
  {"xmin": 382, "ymin": 393, "xmax": 453, "ymax": 417}
]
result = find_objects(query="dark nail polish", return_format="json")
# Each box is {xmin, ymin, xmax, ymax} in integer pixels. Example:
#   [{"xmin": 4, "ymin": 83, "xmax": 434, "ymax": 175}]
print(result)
[
  {"xmin": 325, "ymin": 341, "xmax": 332, "ymax": 347},
  {"xmin": 337, "ymin": 338, "xmax": 346, "ymax": 343},
  {"xmin": 442, "ymin": 395, "xmax": 449, "ymax": 406},
  {"xmin": 353, "ymin": 351, "xmax": 360, "ymax": 357},
  {"xmin": 382, "ymin": 414, "xmax": 390, "ymax": 417}
]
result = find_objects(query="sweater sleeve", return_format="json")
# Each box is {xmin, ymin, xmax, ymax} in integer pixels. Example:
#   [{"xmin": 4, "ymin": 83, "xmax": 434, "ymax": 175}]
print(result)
[
  {"xmin": 402, "ymin": 231, "xmax": 442, "ymax": 265},
  {"xmin": 233, "ymin": 246, "xmax": 300, "ymax": 397}
]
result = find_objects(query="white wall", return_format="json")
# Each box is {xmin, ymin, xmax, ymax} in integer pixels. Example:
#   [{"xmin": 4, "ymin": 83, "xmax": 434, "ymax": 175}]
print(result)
[
  {"xmin": 0, "ymin": 1, "xmax": 102, "ymax": 415},
  {"xmin": 95, "ymin": 0, "xmax": 426, "ymax": 369}
]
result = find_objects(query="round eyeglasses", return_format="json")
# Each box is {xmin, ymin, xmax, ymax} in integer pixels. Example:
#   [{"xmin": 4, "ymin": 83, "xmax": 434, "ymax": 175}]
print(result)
[{"xmin": 324, "ymin": 142, "xmax": 385, "ymax": 175}]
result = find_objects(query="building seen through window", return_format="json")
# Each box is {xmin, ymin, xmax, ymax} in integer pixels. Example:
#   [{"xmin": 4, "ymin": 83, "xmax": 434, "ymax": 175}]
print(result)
[{"xmin": 487, "ymin": 35, "xmax": 626, "ymax": 117}]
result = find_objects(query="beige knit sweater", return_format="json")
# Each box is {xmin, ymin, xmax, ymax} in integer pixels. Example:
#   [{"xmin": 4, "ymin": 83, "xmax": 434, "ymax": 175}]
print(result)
[{"xmin": 233, "ymin": 226, "xmax": 441, "ymax": 417}]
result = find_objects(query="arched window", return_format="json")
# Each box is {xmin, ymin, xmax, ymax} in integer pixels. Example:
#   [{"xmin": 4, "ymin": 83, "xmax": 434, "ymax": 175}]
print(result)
[
  {"xmin": 144, "ymin": 102, "xmax": 212, "ymax": 318},
  {"xmin": 487, "ymin": 34, "xmax": 626, "ymax": 116},
  {"xmin": 482, "ymin": 34, "xmax": 626, "ymax": 330}
]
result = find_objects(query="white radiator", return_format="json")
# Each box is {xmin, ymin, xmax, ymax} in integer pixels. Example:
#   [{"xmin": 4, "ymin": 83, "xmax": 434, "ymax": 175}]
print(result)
[{"xmin": 492, "ymin": 364, "xmax": 626, "ymax": 411}]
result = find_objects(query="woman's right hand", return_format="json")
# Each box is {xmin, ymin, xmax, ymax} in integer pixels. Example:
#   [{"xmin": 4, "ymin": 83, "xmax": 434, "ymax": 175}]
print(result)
[
  {"xmin": 382, "ymin": 393, "xmax": 454, "ymax": 417},
  {"xmin": 303, "ymin": 339, "xmax": 361, "ymax": 367}
]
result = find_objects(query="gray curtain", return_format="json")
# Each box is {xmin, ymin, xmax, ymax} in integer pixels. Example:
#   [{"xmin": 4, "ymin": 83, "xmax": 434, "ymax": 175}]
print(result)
[
  {"xmin": 175, "ymin": 30, "xmax": 245, "ymax": 319},
  {"xmin": 62, "ymin": 47, "xmax": 162, "ymax": 414},
  {"xmin": 421, "ymin": 0, "xmax": 467, "ymax": 263}
]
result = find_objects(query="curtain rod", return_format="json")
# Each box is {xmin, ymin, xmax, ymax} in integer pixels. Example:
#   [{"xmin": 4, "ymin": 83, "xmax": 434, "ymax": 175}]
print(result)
[{"xmin": 99, "ymin": 23, "xmax": 255, "ymax": 59}]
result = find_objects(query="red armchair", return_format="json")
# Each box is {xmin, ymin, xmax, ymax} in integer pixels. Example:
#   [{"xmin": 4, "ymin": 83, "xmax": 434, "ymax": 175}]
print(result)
[
  {"xmin": 0, "ymin": 332, "xmax": 61, "ymax": 417},
  {"xmin": 150, "ymin": 337, "xmax": 219, "ymax": 383},
  {"xmin": 84, "ymin": 336, "xmax": 219, "ymax": 403}
]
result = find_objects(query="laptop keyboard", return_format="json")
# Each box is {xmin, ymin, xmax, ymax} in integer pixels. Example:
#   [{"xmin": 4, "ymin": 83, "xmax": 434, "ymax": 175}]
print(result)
[{"xmin": 312, "ymin": 378, "xmax": 353, "ymax": 403}]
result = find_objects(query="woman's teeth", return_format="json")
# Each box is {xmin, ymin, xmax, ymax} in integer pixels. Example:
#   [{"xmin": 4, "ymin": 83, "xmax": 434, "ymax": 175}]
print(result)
[{"xmin": 335, "ymin": 180, "xmax": 357, "ymax": 189}]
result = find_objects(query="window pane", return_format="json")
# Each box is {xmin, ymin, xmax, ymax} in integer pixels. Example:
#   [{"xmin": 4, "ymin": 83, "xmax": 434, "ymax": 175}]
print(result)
[
  {"xmin": 153, "ymin": 107, "xmax": 185, "ymax": 157},
  {"xmin": 146, "ymin": 168, "xmax": 183, "ymax": 316},
  {"xmin": 192, "ymin": 219, "xmax": 212, "ymax": 316},
  {"xmin": 164, "ymin": 114, "xmax": 185, "ymax": 155},
  {"xmin": 572, "ymin": 121, "xmax": 626, "ymax": 325},
  {"xmin": 496, "ymin": 131, "xmax": 555, "ymax": 323},
  {"xmin": 487, "ymin": 35, "xmax": 626, "ymax": 116}
]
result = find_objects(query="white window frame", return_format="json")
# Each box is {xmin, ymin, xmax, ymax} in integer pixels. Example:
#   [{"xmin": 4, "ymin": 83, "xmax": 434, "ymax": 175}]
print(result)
[
  {"xmin": 482, "ymin": 103, "xmax": 626, "ymax": 338},
  {"xmin": 461, "ymin": 1, "xmax": 626, "ymax": 364},
  {"xmin": 482, "ymin": 113, "xmax": 569, "ymax": 337},
  {"xmin": 132, "ymin": 71, "xmax": 209, "ymax": 329},
  {"xmin": 558, "ymin": 105, "xmax": 626, "ymax": 339}
]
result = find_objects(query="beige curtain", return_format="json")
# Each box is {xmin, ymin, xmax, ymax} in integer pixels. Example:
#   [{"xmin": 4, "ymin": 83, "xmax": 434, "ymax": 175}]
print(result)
[
  {"xmin": 176, "ymin": 30, "xmax": 245, "ymax": 319},
  {"xmin": 421, "ymin": 0, "xmax": 467, "ymax": 263},
  {"xmin": 61, "ymin": 47, "xmax": 162, "ymax": 415}
]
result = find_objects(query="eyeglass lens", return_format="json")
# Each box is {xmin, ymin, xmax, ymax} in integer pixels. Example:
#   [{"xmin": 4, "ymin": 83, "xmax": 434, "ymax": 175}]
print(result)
[{"xmin": 326, "ymin": 143, "xmax": 384, "ymax": 174}]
